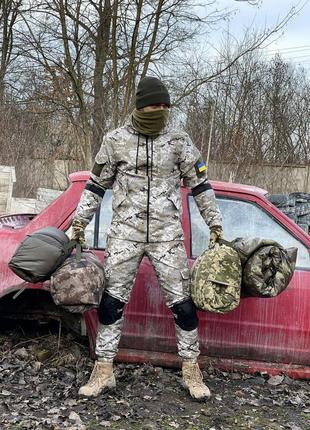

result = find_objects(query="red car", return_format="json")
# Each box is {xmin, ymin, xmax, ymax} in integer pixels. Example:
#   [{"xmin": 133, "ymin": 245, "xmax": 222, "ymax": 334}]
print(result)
[{"xmin": 0, "ymin": 172, "xmax": 309, "ymax": 378}]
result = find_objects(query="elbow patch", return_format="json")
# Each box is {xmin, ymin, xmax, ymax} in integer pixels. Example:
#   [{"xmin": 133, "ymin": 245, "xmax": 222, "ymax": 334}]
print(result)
[
  {"xmin": 85, "ymin": 179, "xmax": 105, "ymax": 198},
  {"xmin": 192, "ymin": 180, "xmax": 213, "ymax": 197}
]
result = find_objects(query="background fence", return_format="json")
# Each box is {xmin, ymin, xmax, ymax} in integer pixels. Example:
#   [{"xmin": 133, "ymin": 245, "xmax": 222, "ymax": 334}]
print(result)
[{"xmin": 1, "ymin": 162, "xmax": 310, "ymax": 215}]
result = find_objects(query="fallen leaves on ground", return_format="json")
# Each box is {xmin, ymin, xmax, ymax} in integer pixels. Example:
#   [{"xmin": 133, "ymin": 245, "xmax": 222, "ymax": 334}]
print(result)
[{"xmin": 0, "ymin": 329, "xmax": 309, "ymax": 430}]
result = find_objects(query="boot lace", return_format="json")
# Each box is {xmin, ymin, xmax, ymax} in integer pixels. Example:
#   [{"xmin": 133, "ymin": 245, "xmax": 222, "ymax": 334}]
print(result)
[
  {"xmin": 87, "ymin": 363, "xmax": 106, "ymax": 387},
  {"xmin": 184, "ymin": 364, "xmax": 204, "ymax": 389},
  {"xmin": 192, "ymin": 366, "xmax": 204, "ymax": 389}
]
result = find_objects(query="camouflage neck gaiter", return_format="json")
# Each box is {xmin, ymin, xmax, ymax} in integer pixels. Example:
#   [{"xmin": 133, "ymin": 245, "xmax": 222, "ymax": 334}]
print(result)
[{"xmin": 132, "ymin": 109, "xmax": 170, "ymax": 136}]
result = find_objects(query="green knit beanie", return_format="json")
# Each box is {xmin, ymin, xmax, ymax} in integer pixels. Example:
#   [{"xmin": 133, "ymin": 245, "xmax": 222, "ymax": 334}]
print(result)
[{"xmin": 136, "ymin": 76, "xmax": 170, "ymax": 109}]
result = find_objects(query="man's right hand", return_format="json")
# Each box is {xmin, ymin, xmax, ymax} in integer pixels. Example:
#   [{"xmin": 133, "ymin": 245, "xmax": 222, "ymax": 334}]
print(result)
[{"xmin": 71, "ymin": 219, "xmax": 87, "ymax": 248}]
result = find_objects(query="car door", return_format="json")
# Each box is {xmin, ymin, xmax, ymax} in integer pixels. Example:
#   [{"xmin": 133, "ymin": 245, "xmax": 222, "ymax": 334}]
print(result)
[{"xmin": 187, "ymin": 191, "xmax": 310, "ymax": 366}]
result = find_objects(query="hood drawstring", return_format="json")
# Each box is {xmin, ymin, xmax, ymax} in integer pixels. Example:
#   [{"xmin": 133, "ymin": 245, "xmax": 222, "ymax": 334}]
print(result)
[
  {"xmin": 136, "ymin": 134, "xmax": 154, "ymax": 180},
  {"xmin": 151, "ymin": 137, "xmax": 154, "ymax": 180},
  {"xmin": 135, "ymin": 134, "xmax": 140, "ymax": 174},
  {"xmin": 146, "ymin": 136, "xmax": 149, "ymax": 176}
]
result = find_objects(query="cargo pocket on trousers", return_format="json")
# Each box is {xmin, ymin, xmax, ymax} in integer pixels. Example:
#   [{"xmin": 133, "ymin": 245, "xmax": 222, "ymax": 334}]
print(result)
[{"xmin": 180, "ymin": 267, "xmax": 191, "ymax": 296}]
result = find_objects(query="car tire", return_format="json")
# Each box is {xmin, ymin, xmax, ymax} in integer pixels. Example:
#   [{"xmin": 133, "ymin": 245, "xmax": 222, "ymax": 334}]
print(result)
[{"xmin": 289, "ymin": 192, "xmax": 310, "ymax": 203}]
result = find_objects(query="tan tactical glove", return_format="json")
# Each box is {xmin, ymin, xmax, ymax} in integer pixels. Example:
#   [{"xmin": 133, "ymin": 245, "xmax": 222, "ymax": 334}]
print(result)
[
  {"xmin": 71, "ymin": 219, "xmax": 87, "ymax": 248},
  {"xmin": 208, "ymin": 225, "xmax": 224, "ymax": 249}
]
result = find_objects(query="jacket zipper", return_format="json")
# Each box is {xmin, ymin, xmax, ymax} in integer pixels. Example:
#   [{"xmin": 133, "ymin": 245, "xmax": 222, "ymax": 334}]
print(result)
[{"xmin": 146, "ymin": 136, "xmax": 150, "ymax": 243}]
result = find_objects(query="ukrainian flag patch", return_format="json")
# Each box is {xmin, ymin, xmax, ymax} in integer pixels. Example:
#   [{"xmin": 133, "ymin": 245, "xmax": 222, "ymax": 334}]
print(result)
[{"xmin": 195, "ymin": 160, "xmax": 207, "ymax": 177}]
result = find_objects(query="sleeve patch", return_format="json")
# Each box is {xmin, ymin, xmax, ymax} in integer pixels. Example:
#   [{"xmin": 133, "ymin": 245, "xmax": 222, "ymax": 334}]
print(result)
[{"xmin": 194, "ymin": 161, "xmax": 207, "ymax": 177}]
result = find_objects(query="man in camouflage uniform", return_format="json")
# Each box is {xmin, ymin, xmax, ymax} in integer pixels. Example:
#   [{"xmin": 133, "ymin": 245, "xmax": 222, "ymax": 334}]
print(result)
[{"xmin": 72, "ymin": 76, "xmax": 223, "ymax": 401}]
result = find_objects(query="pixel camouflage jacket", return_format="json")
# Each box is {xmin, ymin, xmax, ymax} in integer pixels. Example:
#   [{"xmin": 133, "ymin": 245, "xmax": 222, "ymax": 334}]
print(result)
[{"xmin": 75, "ymin": 119, "xmax": 222, "ymax": 243}]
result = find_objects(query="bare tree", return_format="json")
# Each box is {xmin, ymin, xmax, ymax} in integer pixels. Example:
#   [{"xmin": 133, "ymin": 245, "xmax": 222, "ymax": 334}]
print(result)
[
  {"xmin": 15, "ymin": 0, "xmax": 231, "ymax": 160},
  {"xmin": 171, "ymin": 1, "xmax": 306, "ymax": 107},
  {"xmin": 183, "ymin": 50, "xmax": 310, "ymax": 192},
  {"xmin": 0, "ymin": 0, "xmax": 23, "ymax": 101},
  {"xmin": 1, "ymin": 0, "xmax": 309, "ymax": 197}
]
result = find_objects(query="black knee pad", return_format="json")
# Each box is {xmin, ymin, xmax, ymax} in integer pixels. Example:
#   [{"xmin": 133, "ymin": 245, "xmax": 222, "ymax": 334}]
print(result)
[
  {"xmin": 98, "ymin": 292, "xmax": 126, "ymax": 325},
  {"xmin": 171, "ymin": 299, "xmax": 198, "ymax": 331}
]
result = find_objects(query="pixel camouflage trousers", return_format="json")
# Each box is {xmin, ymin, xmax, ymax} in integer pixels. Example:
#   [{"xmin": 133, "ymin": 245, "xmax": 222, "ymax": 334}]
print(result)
[{"xmin": 95, "ymin": 237, "xmax": 200, "ymax": 361}]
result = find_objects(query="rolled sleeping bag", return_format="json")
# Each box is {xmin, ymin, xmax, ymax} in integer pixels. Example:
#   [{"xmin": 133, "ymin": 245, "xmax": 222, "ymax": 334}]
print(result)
[
  {"xmin": 231, "ymin": 237, "xmax": 297, "ymax": 297},
  {"xmin": 242, "ymin": 245, "xmax": 297, "ymax": 297},
  {"xmin": 9, "ymin": 227, "xmax": 72, "ymax": 283}
]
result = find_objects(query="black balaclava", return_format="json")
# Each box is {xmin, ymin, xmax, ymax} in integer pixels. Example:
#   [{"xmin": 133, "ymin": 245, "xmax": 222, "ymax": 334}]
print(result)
[{"xmin": 132, "ymin": 76, "xmax": 170, "ymax": 136}]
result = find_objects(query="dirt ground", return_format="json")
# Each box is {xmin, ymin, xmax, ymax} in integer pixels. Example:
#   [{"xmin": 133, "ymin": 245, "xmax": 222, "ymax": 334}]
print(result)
[{"xmin": 0, "ymin": 323, "xmax": 309, "ymax": 430}]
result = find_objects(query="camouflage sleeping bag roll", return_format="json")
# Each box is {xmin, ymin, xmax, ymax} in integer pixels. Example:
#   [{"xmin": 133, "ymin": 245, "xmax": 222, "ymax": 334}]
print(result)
[
  {"xmin": 50, "ymin": 251, "xmax": 105, "ymax": 313},
  {"xmin": 231, "ymin": 238, "xmax": 298, "ymax": 297},
  {"xmin": 191, "ymin": 242, "xmax": 242, "ymax": 313}
]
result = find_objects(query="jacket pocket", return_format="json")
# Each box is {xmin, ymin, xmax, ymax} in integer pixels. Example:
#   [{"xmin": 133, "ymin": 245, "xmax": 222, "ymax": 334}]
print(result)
[
  {"xmin": 112, "ymin": 178, "xmax": 127, "ymax": 210},
  {"xmin": 167, "ymin": 190, "xmax": 181, "ymax": 211}
]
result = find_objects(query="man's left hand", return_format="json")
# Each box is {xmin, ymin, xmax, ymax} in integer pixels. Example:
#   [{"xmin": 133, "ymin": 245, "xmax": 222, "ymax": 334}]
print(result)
[{"xmin": 208, "ymin": 225, "xmax": 224, "ymax": 249}]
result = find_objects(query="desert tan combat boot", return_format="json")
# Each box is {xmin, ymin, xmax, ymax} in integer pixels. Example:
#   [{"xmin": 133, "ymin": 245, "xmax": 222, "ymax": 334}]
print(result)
[
  {"xmin": 78, "ymin": 361, "xmax": 116, "ymax": 397},
  {"xmin": 182, "ymin": 360, "xmax": 211, "ymax": 401}
]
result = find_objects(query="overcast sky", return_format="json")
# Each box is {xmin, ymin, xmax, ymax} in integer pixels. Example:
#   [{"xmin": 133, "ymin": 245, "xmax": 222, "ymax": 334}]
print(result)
[{"xmin": 214, "ymin": 0, "xmax": 310, "ymax": 68}]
